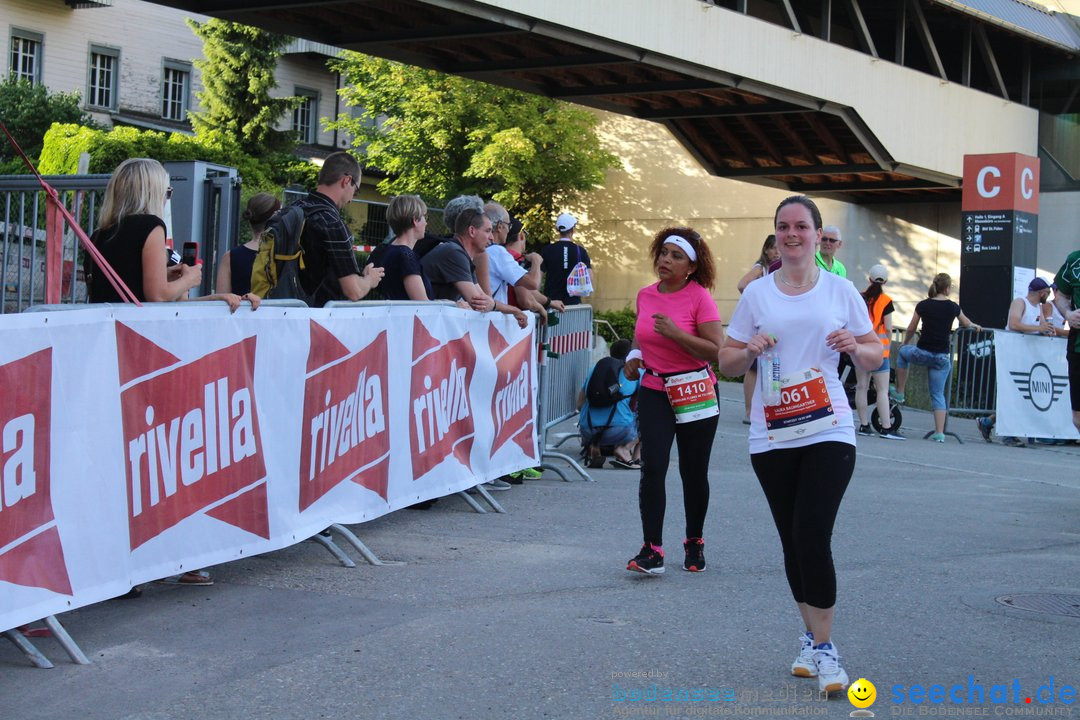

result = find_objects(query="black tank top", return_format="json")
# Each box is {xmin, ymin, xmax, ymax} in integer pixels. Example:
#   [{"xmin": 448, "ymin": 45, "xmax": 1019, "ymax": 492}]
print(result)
[
  {"xmin": 87, "ymin": 214, "xmax": 166, "ymax": 303},
  {"xmin": 229, "ymin": 245, "xmax": 257, "ymax": 295}
]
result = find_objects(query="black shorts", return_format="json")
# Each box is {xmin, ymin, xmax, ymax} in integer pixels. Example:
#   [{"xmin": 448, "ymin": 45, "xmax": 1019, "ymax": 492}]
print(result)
[{"xmin": 1070, "ymin": 350, "xmax": 1080, "ymax": 413}]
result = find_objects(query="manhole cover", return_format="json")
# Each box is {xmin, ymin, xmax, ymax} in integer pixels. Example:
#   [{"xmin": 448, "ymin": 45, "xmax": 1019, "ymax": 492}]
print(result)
[{"xmin": 995, "ymin": 593, "xmax": 1080, "ymax": 618}]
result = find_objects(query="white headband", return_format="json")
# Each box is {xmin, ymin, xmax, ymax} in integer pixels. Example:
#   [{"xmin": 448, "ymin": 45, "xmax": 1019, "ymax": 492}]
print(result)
[{"xmin": 663, "ymin": 235, "xmax": 697, "ymax": 262}]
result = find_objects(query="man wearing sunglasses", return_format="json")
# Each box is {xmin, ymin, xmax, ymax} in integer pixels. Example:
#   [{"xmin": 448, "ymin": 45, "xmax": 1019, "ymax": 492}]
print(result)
[
  {"xmin": 294, "ymin": 151, "xmax": 383, "ymax": 306},
  {"xmin": 816, "ymin": 225, "xmax": 847, "ymax": 278}
]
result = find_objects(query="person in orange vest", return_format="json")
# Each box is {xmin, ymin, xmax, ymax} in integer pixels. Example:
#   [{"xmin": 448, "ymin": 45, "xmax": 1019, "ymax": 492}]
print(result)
[{"xmin": 855, "ymin": 265, "xmax": 904, "ymax": 439}]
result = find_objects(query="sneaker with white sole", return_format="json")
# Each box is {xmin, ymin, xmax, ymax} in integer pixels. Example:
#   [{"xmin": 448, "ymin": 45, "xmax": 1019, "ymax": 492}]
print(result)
[
  {"xmin": 877, "ymin": 429, "xmax": 906, "ymax": 440},
  {"xmin": 812, "ymin": 641, "xmax": 849, "ymax": 694},
  {"xmin": 790, "ymin": 631, "xmax": 816, "ymax": 677},
  {"xmin": 627, "ymin": 543, "xmax": 665, "ymax": 575},
  {"xmin": 856, "ymin": 424, "xmax": 874, "ymax": 436}
]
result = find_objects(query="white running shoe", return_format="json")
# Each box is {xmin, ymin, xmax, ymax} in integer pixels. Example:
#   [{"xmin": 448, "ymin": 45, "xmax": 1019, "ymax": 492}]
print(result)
[
  {"xmin": 790, "ymin": 631, "xmax": 816, "ymax": 677},
  {"xmin": 813, "ymin": 641, "xmax": 849, "ymax": 694}
]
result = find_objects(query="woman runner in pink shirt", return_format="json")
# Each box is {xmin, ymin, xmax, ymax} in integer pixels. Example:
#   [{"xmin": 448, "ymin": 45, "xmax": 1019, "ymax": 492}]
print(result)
[{"xmin": 622, "ymin": 228, "xmax": 724, "ymax": 576}]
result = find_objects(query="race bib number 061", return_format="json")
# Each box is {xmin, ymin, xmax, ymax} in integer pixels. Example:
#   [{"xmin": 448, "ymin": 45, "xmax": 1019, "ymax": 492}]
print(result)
[{"xmin": 764, "ymin": 368, "xmax": 835, "ymax": 442}]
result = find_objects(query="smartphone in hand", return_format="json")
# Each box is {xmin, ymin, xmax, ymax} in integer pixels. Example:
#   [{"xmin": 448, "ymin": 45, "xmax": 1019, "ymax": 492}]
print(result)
[{"xmin": 182, "ymin": 241, "xmax": 199, "ymax": 267}]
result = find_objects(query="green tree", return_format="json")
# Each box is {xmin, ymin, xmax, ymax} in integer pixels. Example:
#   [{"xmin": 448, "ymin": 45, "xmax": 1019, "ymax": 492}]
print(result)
[
  {"xmin": 186, "ymin": 18, "xmax": 298, "ymax": 157},
  {"xmin": 328, "ymin": 53, "xmax": 617, "ymax": 238},
  {"xmin": 0, "ymin": 77, "xmax": 96, "ymax": 173}
]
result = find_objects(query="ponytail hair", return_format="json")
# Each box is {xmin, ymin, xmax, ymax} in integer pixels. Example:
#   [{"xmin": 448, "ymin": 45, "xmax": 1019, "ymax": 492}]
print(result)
[
  {"xmin": 862, "ymin": 280, "xmax": 884, "ymax": 309},
  {"xmin": 928, "ymin": 273, "xmax": 951, "ymax": 299}
]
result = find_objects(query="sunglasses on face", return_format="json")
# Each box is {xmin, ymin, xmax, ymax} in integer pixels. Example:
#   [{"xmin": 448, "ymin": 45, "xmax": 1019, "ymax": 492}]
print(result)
[
  {"xmin": 165, "ymin": 186, "xmax": 173, "ymax": 201},
  {"xmin": 821, "ymin": 237, "xmax": 840, "ymax": 243},
  {"xmin": 344, "ymin": 174, "xmax": 360, "ymax": 190}
]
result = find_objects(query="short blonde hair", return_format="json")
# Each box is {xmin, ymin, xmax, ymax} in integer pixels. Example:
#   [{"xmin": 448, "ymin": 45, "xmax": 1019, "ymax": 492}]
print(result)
[
  {"xmin": 98, "ymin": 158, "xmax": 170, "ymax": 230},
  {"xmin": 387, "ymin": 194, "xmax": 427, "ymax": 235}
]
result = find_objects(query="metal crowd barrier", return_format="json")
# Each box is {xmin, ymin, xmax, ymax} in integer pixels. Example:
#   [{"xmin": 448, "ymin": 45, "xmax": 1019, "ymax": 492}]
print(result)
[
  {"xmin": 1, "ymin": 174, "xmax": 109, "ymax": 314},
  {"xmin": 949, "ymin": 327, "xmax": 997, "ymax": 416},
  {"xmin": 537, "ymin": 304, "xmax": 593, "ymax": 481},
  {"xmin": 888, "ymin": 326, "xmax": 996, "ymax": 443}
]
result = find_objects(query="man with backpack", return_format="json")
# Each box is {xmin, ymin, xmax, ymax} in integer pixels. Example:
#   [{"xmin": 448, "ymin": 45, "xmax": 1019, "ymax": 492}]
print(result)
[
  {"xmin": 291, "ymin": 152, "xmax": 383, "ymax": 306},
  {"xmin": 577, "ymin": 339, "xmax": 641, "ymax": 469},
  {"xmin": 540, "ymin": 212, "xmax": 592, "ymax": 306}
]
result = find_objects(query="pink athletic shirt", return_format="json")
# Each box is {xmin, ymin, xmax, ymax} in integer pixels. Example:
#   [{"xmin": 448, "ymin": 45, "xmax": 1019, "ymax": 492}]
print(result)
[{"xmin": 634, "ymin": 281, "xmax": 722, "ymax": 392}]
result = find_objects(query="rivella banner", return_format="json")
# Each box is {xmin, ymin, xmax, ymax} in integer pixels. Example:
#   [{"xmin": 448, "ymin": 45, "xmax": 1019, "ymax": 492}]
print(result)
[
  {"xmin": 994, "ymin": 330, "xmax": 1079, "ymax": 440},
  {"xmin": 0, "ymin": 304, "xmax": 538, "ymax": 632}
]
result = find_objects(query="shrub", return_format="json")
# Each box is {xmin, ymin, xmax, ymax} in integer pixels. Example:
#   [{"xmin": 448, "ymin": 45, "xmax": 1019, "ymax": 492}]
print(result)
[
  {"xmin": 0, "ymin": 77, "xmax": 97, "ymax": 172},
  {"xmin": 593, "ymin": 306, "xmax": 636, "ymax": 343},
  {"xmin": 38, "ymin": 123, "xmax": 311, "ymax": 192}
]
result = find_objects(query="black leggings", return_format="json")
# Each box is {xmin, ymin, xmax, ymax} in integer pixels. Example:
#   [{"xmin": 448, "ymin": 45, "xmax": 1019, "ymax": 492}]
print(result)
[
  {"xmin": 637, "ymin": 386, "xmax": 718, "ymax": 547},
  {"xmin": 750, "ymin": 442, "xmax": 855, "ymax": 609}
]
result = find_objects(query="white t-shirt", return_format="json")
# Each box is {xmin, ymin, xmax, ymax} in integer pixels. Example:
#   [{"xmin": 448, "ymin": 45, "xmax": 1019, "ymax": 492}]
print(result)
[
  {"xmin": 727, "ymin": 271, "xmax": 873, "ymax": 454},
  {"xmin": 485, "ymin": 244, "xmax": 527, "ymax": 304}
]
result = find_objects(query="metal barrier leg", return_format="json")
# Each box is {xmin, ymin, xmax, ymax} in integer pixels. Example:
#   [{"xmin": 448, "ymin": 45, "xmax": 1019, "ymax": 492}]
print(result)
[
  {"xmin": 329, "ymin": 523, "xmax": 406, "ymax": 566},
  {"xmin": 455, "ymin": 491, "xmax": 487, "ymax": 513},
  {"xmin": 540, "ymin": 461, "xmax": 571, "ymax": 482},
  {"xmin": 309, "ymin": 531, "xmax": 357, "ymax": 568},
  {"xmin": 3, "ymin": 630, "xmax": 54, "ymax": 669},
  {"xmin": 42, "ymin": 616, "xmax": 90, "ymax": 665},
  {"xmin": 472, "ymin": 483, "xmax": 506, "ymax": 513},
  {"xmin": 542, "ymin": 450, "xmax": 593, "ymax": 481},
  {"xmin": 551, "ymin": 432, "xmax": 581, "ymax": 449}
]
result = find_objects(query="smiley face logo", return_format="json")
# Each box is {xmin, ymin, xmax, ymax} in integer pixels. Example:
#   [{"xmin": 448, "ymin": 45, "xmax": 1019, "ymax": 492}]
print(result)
[{"xmin": 848, "ymin": 678, "xmax": 876, "ymax": 709}]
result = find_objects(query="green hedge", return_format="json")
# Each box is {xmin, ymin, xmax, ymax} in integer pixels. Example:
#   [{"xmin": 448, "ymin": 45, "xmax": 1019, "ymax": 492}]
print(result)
[
  {"xmin": 593, "ymin": 306, "xmax": 636, "ymax": 343},
  {"xmin": 38, "ymin": 123, "xmax": 312, "ymax": 192}
]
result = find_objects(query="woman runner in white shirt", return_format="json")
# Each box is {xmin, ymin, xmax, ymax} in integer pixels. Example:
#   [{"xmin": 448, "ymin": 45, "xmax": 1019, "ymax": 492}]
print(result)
[{"xmin": 718, "ymin": 195, "xmax": 882, "ymax": 696}]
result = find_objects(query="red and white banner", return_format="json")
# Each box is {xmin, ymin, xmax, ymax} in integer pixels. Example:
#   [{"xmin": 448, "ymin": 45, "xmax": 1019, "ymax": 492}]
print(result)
[{"xmin": 0, "ymin": 304, "xmax": 538, "ymax": 632}]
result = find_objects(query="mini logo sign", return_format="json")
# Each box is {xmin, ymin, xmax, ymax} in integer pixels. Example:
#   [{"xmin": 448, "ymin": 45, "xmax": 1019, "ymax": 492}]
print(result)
[
  {"xmin": 0, "ymin": 348, "xmax": 72, "ymax": 595},
  {"xmin": 1010, "ymin": 363, "xmax": 1069, "ymax": 412},
  {"xmin": 409, "ymin": 316, "xmax": 476, "ymax": 480},
  {"xmin": 116, "ymin": 323, "xmax": 268, "ymax": 551},
  {"xmin": 299, "ymin": 322, "xmax": 389, "ymax": 511},
  {"xmin": 488, "ymin": 322, "xmax": 536, "ymax": 460}
]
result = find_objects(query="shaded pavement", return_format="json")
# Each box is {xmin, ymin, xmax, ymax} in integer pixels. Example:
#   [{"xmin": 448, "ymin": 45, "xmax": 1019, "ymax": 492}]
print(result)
[{"xmin": 2, "ymin": 382, "xmax": 1078, "ymax": 719}]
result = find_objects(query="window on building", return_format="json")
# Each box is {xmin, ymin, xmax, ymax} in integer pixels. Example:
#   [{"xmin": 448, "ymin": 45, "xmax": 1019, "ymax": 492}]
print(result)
[
  {"xmin": 9, "ymin": 30, "xmax": 43, "ymax": 84},
  {"xmin": 88, "ymin": 45, "xmax": 119, "ymax": 110},
  {"xmin": 161, "ymin": 61, "xmax": 190, "ymax": 122},
  {"xmin": 293, "ymin": 88, "xmax": 319, "ymax": 144}
]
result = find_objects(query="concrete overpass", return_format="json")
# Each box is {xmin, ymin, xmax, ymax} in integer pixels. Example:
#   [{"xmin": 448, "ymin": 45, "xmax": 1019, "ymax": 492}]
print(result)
[{"xmin": 146, "ymin": 0, "xmax": 1079, "ymax": 203}]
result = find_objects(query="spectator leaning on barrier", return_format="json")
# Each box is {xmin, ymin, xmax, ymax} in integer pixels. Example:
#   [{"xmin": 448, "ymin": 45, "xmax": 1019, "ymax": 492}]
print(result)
[
  {"xmin": 87, "ymin": 157, "xmax": 262, "ymax": 590},
  {"xmin": 892, "ymin": 273, "xmax": 981, "ymax": 442},
  {"xmin": 484, "ymin": 202, "xmax": 543, "ymax": 309},
  {"xmin": 419, "ymin": 195, "xmax": 527, "ymax": 328},
  {"xmin": 577, "ymin": 338, "xmax": 641, "ymax": 470},
  {"xmin": 1052, "ymin": 250, "xmax": 1080, "ymax": 434},
  {"xmin": 978, "ymin": 277, "xmax": 1067, "ymax": 446},
  {"xmin": 294, "ymin": 151, "xmax": 383, "ymax": 306},
  {"xmin": 540, "ymin": 212, "xmax": 591, "ymax": 305},
  {"xmin": 376, "ymin": 194, "xmax": 434, "ymax": 301},
  {"xmin": 815, "ymin": 225, "xmax": 846, "ymax": 278},
  {"xmin": 502, "ymin": 217, "xmax": 565, "ymax": 322},
  {"xmin": 216, "ymin": 192, "xmax": 280, "ymax": 296},
  {"xmin": 86, "ymin": 157, "xmax": 258, "ymax": 314}
]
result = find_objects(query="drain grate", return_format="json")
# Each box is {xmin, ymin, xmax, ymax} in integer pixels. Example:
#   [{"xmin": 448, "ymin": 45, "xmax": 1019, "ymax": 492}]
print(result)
[{"xmin": 995, "ymin": 593, "xmax": 1080, "ymax": 618}]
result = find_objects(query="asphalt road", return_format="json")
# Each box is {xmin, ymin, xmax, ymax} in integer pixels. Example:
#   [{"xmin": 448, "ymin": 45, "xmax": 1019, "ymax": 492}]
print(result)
[{"xmin": 3, "ymin": 382, "xmax": 1077, "ymax": 720}]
